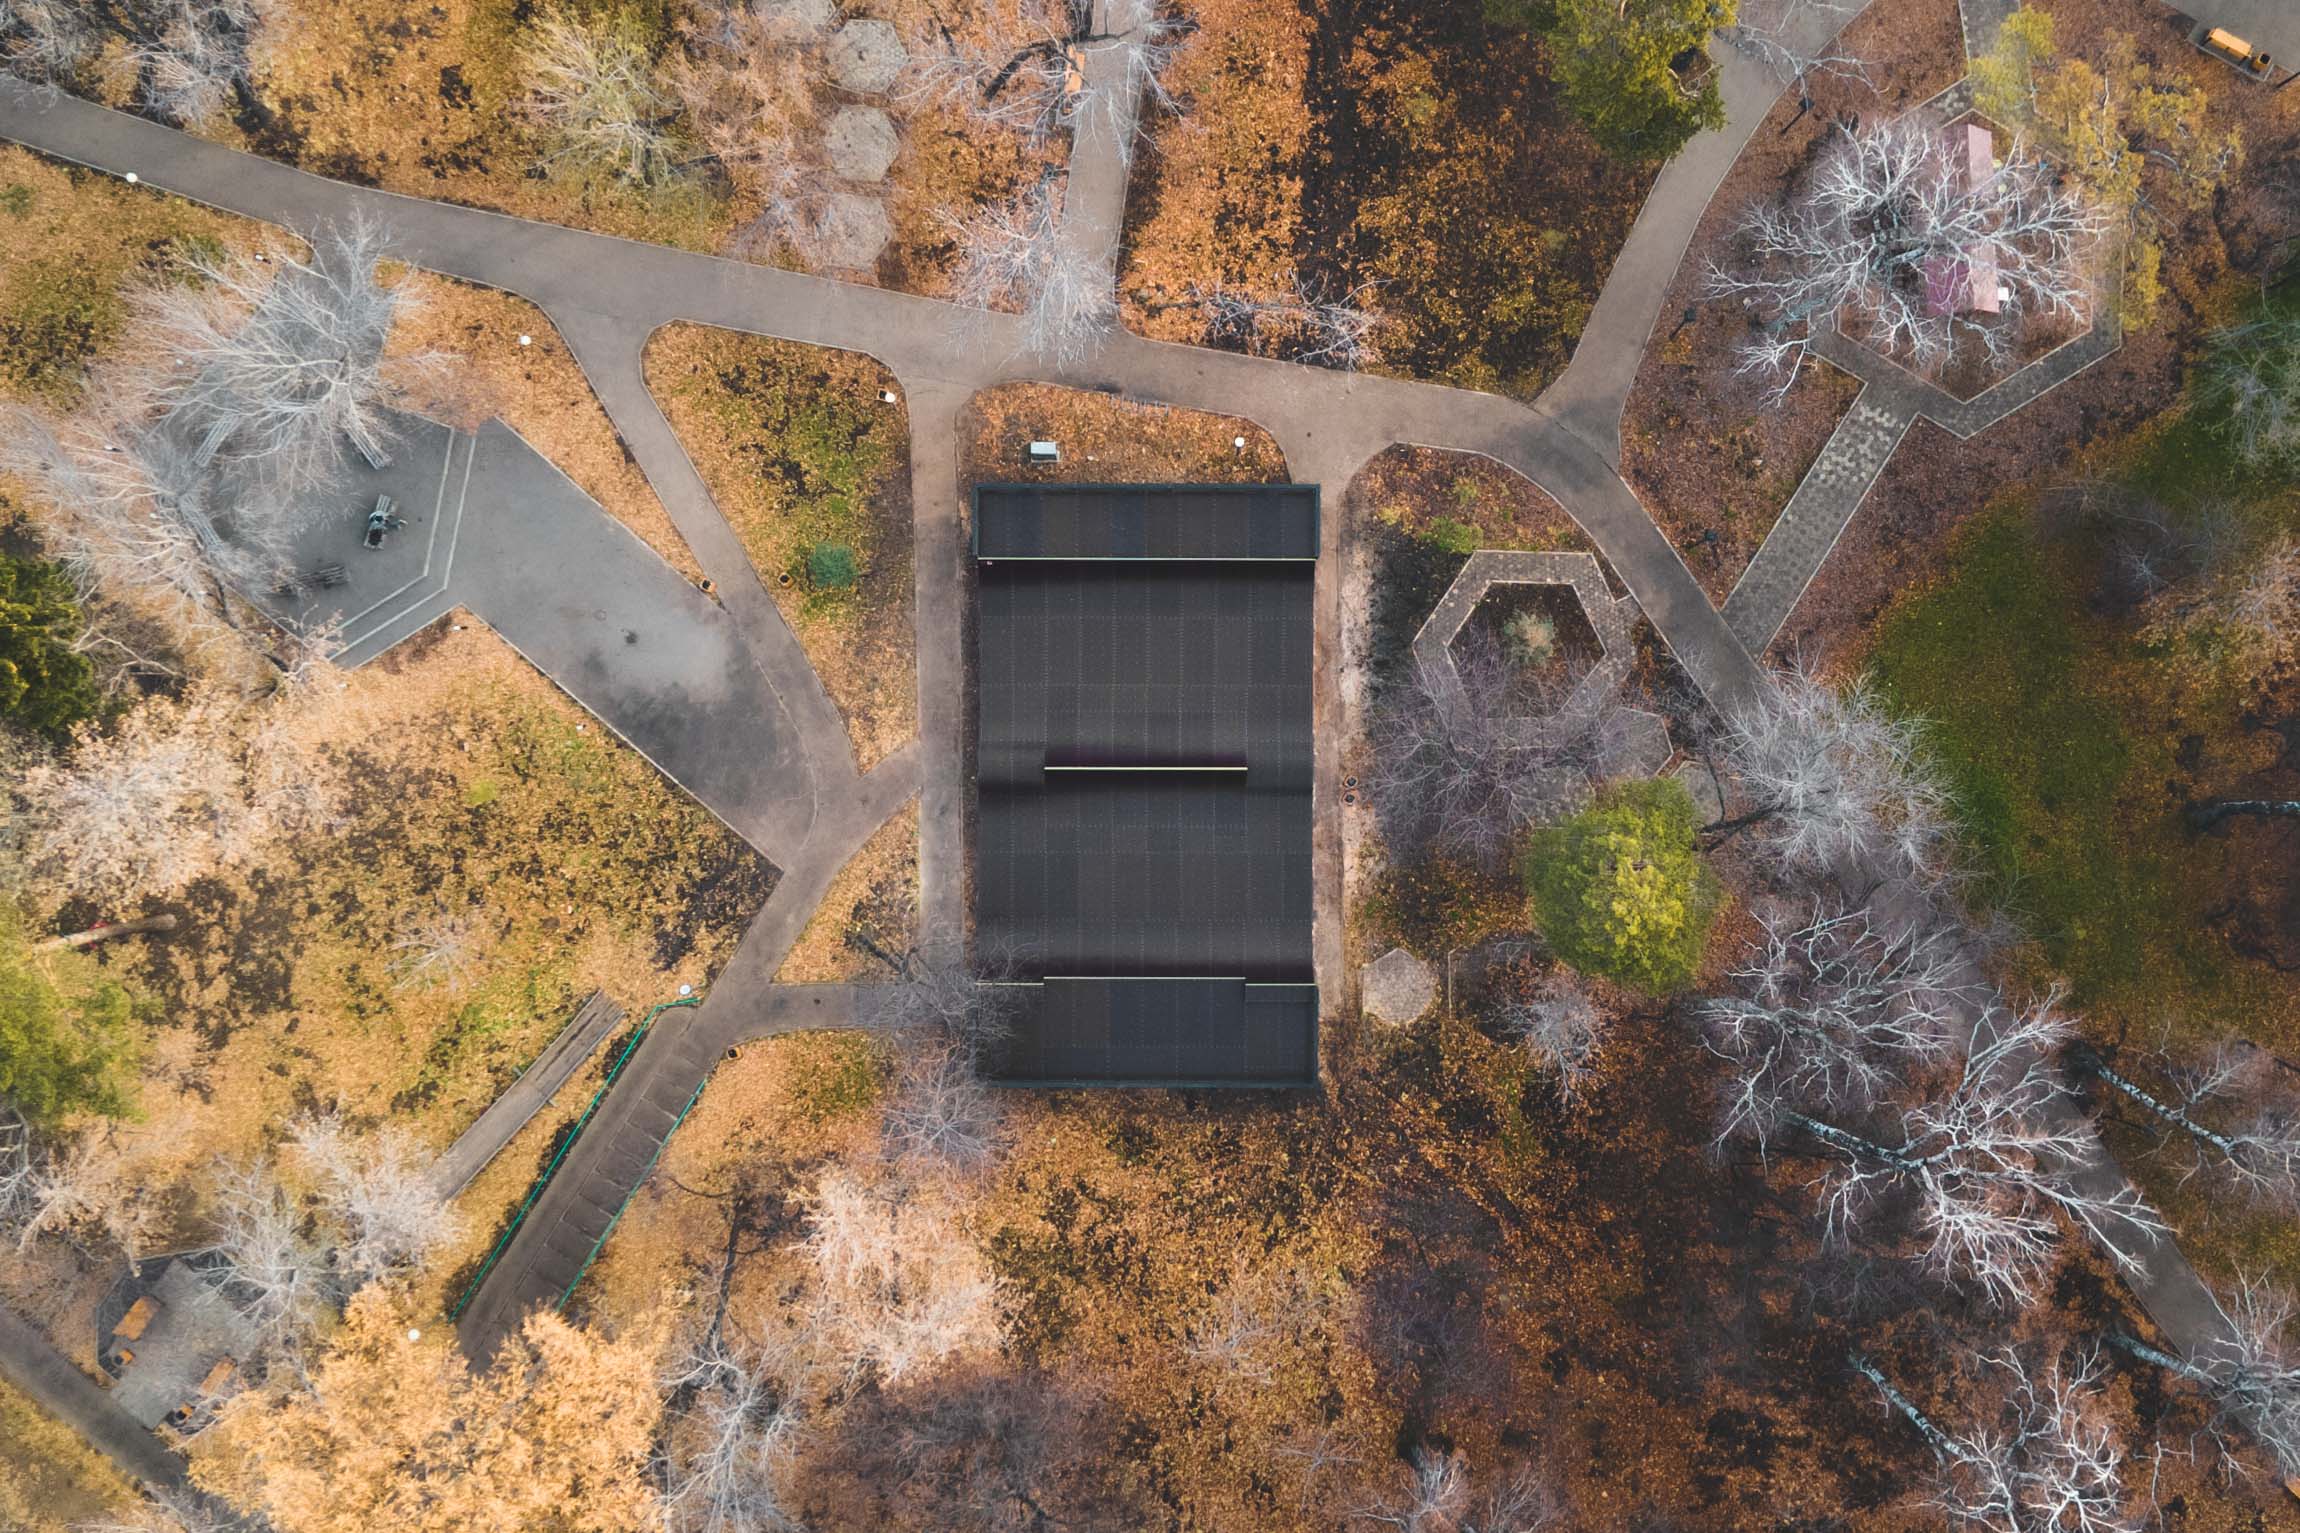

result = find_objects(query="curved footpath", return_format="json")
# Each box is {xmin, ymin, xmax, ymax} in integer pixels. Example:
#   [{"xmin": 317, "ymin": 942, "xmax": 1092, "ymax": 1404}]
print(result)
[{"xmin": 0, "ymin": 0, "xmax": 2251, "ymax": 1477}]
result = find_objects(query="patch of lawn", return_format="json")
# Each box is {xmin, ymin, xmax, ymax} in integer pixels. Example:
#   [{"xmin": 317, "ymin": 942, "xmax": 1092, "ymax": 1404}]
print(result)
[
  {"xmin": 1868, "ymin": 510, "xmax": 2191, "ymax": 1000},
  {"xmin": 644, "ymin": 325, "xmax": 914, "ymax": 770}
]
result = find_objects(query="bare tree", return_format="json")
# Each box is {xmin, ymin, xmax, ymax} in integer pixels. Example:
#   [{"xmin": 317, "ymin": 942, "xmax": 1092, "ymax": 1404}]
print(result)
[
  {"xmin": 1498, "ymin": 971, "xmax": 1604, "ymax": 1098},
  {"xmin": 1364, "ymin": 631, "xmax": 1633, "ymax": 867},
  {"xmin": 0, "ymin": 0, "xmax": 93, "ymax": 88},
  {"xmin": 201, "ymin": 1154, "xmax": 334, "ymax": 1360},
  {"xmin": 2081, "ymin": 1044, "xmax": 2300, "ymax": 1215},
  {"xmin": 1713, "ymin": 665, "xmax": 1957, "ymax": 888},
  {"xmin": 140, "ymin": 220, "xmax": 425, "ymax": 513},
  {"xmin": 904, "ymin": 0, "xmax": 1182, "ymax": 161},
  {"xmin": 0, "ymin": 398, "xmax": 266, "ymax": 639},
  {"xmin": 1355, "ymin": 1449, "xmax": 1565, "ymax": 1533},
  {"xmin": 799, "ymin": 1163, "xmax": 999, "ymax": 1385},
  {"xmin": 2110, "ymin": 1276, "xmax": 2300, "ymax": 1481},
  {"xmin": 880, "ymin": 1036, "xmax": 1007, "ymax": 1175},
  {"xmin": 127, "ymin": 0, "xmax": 269, "ymax": 129},
  {"xmin": 200, "ymin": 1117, "xmax": 457, "ymax": 1365},
  {"xmin": 665, "ymin": 2, "xmax": 821, "ymax": 255},
  {"xmin": 1720, "ymin": 0, "xmax": 1871, "ymax": 96},
  {"xmin": 287, "ymin": 1114, "xmax": 460, "ymax": 1286},
  {"xmin": 1706, "ymin": 115, "xmax": 2104, "ymax": 396},
  {"xmin": 520, "ymin": 9, "xmax": 683, "ymax": 189},
  {"xmin": 386, "ymin": 909, "xmax": 485, "ymax": 993},
  {"xmin": 1701, "ymin": 898, "xmax": 1973, "ymax": 1146},
  {"xmin": 1855, "ymin": 1347, "xmax": 2140, "ymax": 1533},
  {"xmin": 947, "ymin": 174, "xmax": 1117, "ymax": 364},
  {"xmin": 19, "ymin": 689, "xmax": 251, "ymax": 900},
  {"xmin": 656, "ymin": 1331, "xmax": 802, "ymax": 1533},
  {"xmin": 1789, "ymin": 1001, "xmax": 2165, "ymax": 1303},
  {"xmin": 1191, "ymin": 269, "xmax": 1383, "ymax": 370},
  {"xmin": 5, "ymin": 1128, "xmax": 156, "ymax": 1264},
  {"xmin": 2201, "ymin": 312, "xmax": 2300, "ymax": 469}
]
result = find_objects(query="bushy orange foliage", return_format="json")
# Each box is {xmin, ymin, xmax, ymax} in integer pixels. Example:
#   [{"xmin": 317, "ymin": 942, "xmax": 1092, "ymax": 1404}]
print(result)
[{"xmin": 196, "ymin": 1287, "xmax": 668, "ymax": 1533}]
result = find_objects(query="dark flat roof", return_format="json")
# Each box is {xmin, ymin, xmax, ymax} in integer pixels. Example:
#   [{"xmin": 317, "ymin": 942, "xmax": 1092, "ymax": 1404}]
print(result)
[
  {"xmin": 973, "ymin": 484, "xmax": 1319, "ymax": 1087},
  {"xmin": 974, "ymin": 483, "xmax": 1320, "ymax": 560},
  {"xmin": 993, "ymin": 979, "xmax": 1320, "ymax": 1086}
]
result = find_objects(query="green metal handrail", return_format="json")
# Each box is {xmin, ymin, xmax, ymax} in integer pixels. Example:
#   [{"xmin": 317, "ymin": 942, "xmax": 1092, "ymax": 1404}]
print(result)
[{"xmin": 446, "ymin": 993, "xmax": 702, "ymax": 1322}]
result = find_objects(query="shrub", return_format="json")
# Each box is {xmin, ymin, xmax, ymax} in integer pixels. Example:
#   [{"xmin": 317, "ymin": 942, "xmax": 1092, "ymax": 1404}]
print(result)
[
  {"xmin": 1368, "ymin": 854, "xmax": 1523, "ymax": 955},
  {"xmin": 1523, "ymin": 778, "xmax": 1719, "ymax": 994},
  {"xmin": 0, "ymin": 553, "xmax": 99, "ymax": 742},
  {"xmin": 0, "ymin": 909, "xmax": 142, "ymax": 1128},
  {"xmin": 1424, "ymin": 516, "xmax": 1480, "ymax": 555}
]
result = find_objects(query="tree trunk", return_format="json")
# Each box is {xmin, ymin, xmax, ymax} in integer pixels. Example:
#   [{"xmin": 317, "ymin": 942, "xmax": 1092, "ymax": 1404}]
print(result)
[
  {"xmin": 2188, "ymin": 799, "xmax": 2300, "ymax": 833},
  {"xmin": 35, "ymin": 914, "xmax": 180, "ymax": 952}
]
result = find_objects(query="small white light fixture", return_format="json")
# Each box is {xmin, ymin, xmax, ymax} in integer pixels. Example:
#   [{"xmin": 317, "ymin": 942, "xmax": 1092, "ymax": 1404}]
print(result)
[
  {"xmin": 575, "ymin": 723, "xmax": 586, "ymax": 732},
  {"xmin": 123, "ymin": 172, "xmax": 138, "ymax": 184},
  {"xmin": 878, "ymin": 389, "xmax": 898, "ymax": 404},
  {"xmin": 517, "ymin": 334, "xmax": 533, "ymax": 347},
  {"xmin": 406, "ymin": 1328, "xmax": 421, "ymax": 1342},
  {"xmin": 679, "ymin": 983, "xmax": 693, "ymax": 996},
  {"xmin": 1232, "ymin": 435, "xmax": 1246, "ymax": 450}
]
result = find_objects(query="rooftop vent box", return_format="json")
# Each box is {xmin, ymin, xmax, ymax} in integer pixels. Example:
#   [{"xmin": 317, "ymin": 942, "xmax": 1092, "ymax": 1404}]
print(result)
[{"xmin": 1027, "ymin": 440, "xmax": 1060, "ymax": 463}]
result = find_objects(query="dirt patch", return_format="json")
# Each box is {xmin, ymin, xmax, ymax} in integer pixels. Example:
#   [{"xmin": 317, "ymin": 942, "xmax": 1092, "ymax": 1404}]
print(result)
[
  {"xmin": 960, "ymin": 382, "xmax": 1290, "ymax": 486},
  {"xmin": 644, "ymin": 324, "xmax": 915, "ymax": 771},
  {"xmin": 387, "ymin": 271, "xmax": 705, "ymax": 585},
  {"xmin": 1122, "ymin": 0, "xmax": 1655, "ymax": 397},
  {"xmin": 778, "ymin": 798, "xmax": 920, "ymax": 983},
  {"xmin": 1619, "ymin": 0, "xmax": 1961, "ymax": 606}
]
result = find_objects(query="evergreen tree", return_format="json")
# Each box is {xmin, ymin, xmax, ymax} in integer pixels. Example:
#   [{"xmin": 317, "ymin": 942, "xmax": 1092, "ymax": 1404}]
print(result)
[
  {"xmin": 0, "ymin": 552, "xmax": 99, "ymax": 743},
  {"xmin": 0, "ymin": 909, "xmax": 140, "ymax": 1127}
]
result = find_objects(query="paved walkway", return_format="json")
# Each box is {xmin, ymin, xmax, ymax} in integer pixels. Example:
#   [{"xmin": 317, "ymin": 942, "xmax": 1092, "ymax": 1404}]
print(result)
[
  {"xmin": 1722, "ymin": 384, "xmax": 1919, "ymax": 654},
  {"xmin": 0, "ymin": 1299, "xmax": 188, "ymax": 1493},
  {"xmin": 427, "ymin": 991, "xmax": 625, "ymax": 1199},
  {"xmin": 0, "ymin": 0, "xmax": 2237, "ymax": 1426}
]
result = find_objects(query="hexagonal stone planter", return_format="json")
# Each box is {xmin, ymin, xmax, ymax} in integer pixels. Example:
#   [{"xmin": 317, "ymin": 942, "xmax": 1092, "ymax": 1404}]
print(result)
[
  {"xmin": 1362, "ymin": 947, "xmax": 1437, "ymax": 1026},
  {"xmin": 1410, "ymin": 550, "xmax": 1672, "ymax": 777}
]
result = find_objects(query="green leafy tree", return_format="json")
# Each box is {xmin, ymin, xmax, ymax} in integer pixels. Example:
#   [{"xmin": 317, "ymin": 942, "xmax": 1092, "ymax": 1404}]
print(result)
[
  {"xmin": 1524, "ymin": 778, "xmax": 1720, "ymax": 994},
  {"xmin": 1972, "ymin": 7, "xmax": 2240, "ymax": 330},
  {"xmin": 0, "ymin": 553, "xmax": 99, "ymax": 743},
  {"xmin": 0, "ymin": 911, "xmax": 140, "ymax": 1127},
  {"xmin": 1547, "ymin": 0, "xmax": 1732, "ymax": 162}
]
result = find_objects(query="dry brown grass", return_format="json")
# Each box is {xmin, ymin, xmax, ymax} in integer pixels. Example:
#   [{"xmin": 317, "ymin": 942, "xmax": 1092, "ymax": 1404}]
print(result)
[
  {"xmin": 245, "ymin": 0, "xmax": 1053, "ymax": 294},
  {"xmin": 582, "ymin": 1029, "xmax": 890, "ymax": 1327},
  {"xmin": 0, "ymin": 1378, "xmax": 135, "ymax": 1530},
  {"xmin": 246, "ymin": 0, "xmax": 728, "ymax": 250},
  {"xmin": 643, "ymin": 324, "xmax": 916, "ymax": 771},
  {"xmin": 0, "ymin": 145, "xmax": 259, "ymax": 409},
  {"xmin": 778, "ymin": 798, "xmax": 919, "ymax": 984},
  {"xmin": 959, "ymin": 383, "xmax": 1290, "ymax": 487},
  {"xmin": 38, "ymin": 616, "xmax": 770, "ymax": 1252},
  {"xmin": 386, "ymin": 272, "xmax": 705, "ymax": 584}
]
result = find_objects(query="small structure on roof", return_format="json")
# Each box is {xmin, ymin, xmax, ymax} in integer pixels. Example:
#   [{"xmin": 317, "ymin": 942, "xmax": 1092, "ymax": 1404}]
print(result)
[{"xmin": 1922, "ymin": 123, "xmax": 2008, "ymax": 317}]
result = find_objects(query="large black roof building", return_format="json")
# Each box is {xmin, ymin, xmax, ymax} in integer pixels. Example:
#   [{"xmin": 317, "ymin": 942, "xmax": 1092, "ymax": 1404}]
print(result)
[{"xmin": 972, "ymin": 483, "xmax": 1321, "ymax": 1086}]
